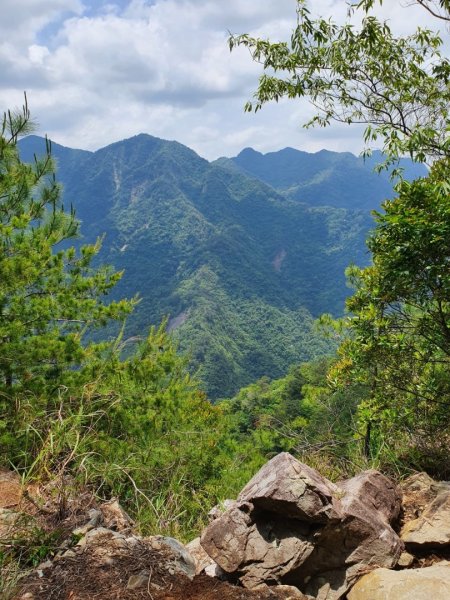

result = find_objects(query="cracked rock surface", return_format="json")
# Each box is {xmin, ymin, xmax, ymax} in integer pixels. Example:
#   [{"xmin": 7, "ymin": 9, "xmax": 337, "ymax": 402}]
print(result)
[{"xmin": 201, "ymin": 453, "xmax": 403, "ymax": 599}]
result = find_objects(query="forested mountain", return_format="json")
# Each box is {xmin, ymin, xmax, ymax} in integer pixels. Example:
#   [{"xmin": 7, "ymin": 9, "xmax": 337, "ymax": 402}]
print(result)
[
  {"xmin": 215, "ymin": 147, "xmax": 427, "ymax": 211},
  {"xmin": 19, "ymin": 135, "xmax": 421, "ymax": 398}
]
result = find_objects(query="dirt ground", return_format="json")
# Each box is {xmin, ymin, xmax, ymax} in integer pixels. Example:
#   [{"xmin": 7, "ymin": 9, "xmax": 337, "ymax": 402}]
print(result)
[
  {"xmin": 14, "ymin": 550, "xmax": 292, "ymax": 600},
  {"xmin": 2, "ymin": 471, "xmax": 298, "ymax": 600}
]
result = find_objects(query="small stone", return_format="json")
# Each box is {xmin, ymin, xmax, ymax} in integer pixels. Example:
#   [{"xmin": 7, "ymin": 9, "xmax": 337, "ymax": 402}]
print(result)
[
  {"xmin": 398, "ymin": 551, "xmax": 415, "ymax": 567},
  {"xmin": 99, "ymin": 556, "xmax": 115, "ymax": 566},
  {"xmin": 88, "ymin": 508, "xmax": 102, "ymax": 526},
  {"xmin": 100, "ymin": 499, "xmax": 134, "ymax": 531},
  {"xmin": 150, "ymin": 582, "xmax": 163, "ymax": 591},
  {"xmin": 271, "ymin": 584, "xmax": 309, "ymax": 599},
  {"xmin": 127, "ymin": 571, "xmax": 149, "ymax": 590},
  {"xmin": 204, "ymin": 562, "xmax": 225, "ymax": 578},
  {"xmin": 253, "ymin": 583, "xmax": 308, "ymax": 599},
  {"xmin": 186, "ymin": 537, "xmax": 216, "ymax": 574},
  {"xmin": 152, "ymin": 536, "xmax": 196, "ymax": 579},
  {"xmin": 72, "ymin": 523, "xmax": 94, "ymax": 536}
]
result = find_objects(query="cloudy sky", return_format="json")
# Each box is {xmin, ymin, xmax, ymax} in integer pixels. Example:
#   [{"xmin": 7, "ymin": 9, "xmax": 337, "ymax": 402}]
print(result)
[{"xmin": 0, "ymin": 0, "xmax": 440, "ymax": 159}]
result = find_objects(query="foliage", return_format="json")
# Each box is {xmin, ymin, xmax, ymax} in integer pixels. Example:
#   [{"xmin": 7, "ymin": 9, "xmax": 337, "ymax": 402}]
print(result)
[
  {"xmin": 222, "ymin": 357, "xmax": 367, "ymax": 480},
  {"xmin": 19, "ymin": 134, "xmax": 383, "ymax": 398},
  {"xmin": 0, "ymin": 99, "xmax": 132, "ymax": 456},
  {"xmin": 230, "ymin": 0, "xmax": 450, "ymax": 165},
  {"xmin": 0, "ymin": 104, "xmax": 246, "ymax": 544},
  {"xmin": 230, "ymin": 0, "xmax": 450, "ymax": 476},
  {"xmin": 330, "ymin": 161, "xmax": 450, "ymax": 475}
]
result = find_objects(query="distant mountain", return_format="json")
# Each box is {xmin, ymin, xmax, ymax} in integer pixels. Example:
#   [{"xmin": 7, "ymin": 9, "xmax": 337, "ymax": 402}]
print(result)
[
  {"xmin": 215, "ymin": 147, "xmax": 427, "ymax": 211},
  {"xmin": 19, "ymin": 135, "xmax": 420, "ymax": 399}
]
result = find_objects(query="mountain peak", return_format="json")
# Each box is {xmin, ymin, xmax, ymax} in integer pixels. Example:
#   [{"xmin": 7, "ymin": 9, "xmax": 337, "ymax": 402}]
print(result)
[{"xmin": 237, "ymin": 147, "xmax": 263, "ymax": 158}]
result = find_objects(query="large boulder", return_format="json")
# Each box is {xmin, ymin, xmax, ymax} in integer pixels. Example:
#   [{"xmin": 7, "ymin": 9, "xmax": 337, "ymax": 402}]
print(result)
[
  {"xmin": 400, "ymin": 473, "xmax": 450, "ymax": 549},
  {"xmin": 347, "ymin": 561, "xmax": 450, "ymax": 600},
  {"xmin": 201, "ymin": 453, "xmax": 403, "ymax": 599},
  {"xmin": 338, "ymin": 469, "xmax": 402, "ymax": 525},
  {"xmin": 237, "ymin": 453, "xmax": 341, "ymax": 523},
  {"xmin": 201, "ymin": 501, "xmax": 316, "ymax": 589}
]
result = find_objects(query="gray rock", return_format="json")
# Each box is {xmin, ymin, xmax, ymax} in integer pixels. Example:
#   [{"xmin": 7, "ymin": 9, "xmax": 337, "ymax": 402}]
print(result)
[
  {"xmin": 127, "ymin": 570, "xmax": 150, "ymax": 590},
  {"xmin": 204, "ymin": 562, "xmax": 225, "ymax": 578},
  {"xmin": 151, "ymin": 536, "xmax": 196, "ymax": 580}
]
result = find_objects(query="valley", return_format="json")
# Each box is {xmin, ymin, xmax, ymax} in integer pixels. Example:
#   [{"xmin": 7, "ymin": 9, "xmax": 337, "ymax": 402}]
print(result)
[{"xmin": 19, "ymin": 135, "xmax": 425, "ymax": 398}]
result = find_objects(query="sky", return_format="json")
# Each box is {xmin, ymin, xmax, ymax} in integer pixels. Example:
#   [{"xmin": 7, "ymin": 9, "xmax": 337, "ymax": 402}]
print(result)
[{"xmin": 0, "ymin": 0, "xmax": 441, "ymax": 160}]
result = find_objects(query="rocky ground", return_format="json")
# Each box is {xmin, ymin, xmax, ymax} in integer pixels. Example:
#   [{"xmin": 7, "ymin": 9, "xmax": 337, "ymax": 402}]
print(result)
[{"xmin": 1, "ymin": 454, "xmax": 450, "ymax": 600}]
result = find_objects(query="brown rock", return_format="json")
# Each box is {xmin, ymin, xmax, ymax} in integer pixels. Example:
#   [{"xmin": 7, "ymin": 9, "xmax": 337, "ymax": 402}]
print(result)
[
  {"xmin": 201, "ymin": 453, "xmax": 403, "ymax": 599},
  {"xmin": 401, "ymin": 491, "xmax": 450, "ymax": 548},
  {"xmin": 99, "ymin": 499, "xmax": 134, "ymax": 531},
  {"xmin": 253, "ymin": 583, "xmax": 309, "ymax": 599},
  {"xmin": 271, "ymin": 584, "xmax": 310, "ymax": 599},
  {"xmin": 347, "ymin": 561, "xmax": 450, "ymax": 600},
  {"xmin": 338, "ymin": 469, "xmax": 402, "ymax": 525},
  {"xmin": 401, "ymin": 473, "xmax": 450, "ymax": 523},
  {"xmin": 238, "ymin": 452, "xmax": 340, "ymax": 523},
  {"xmin": 208, "ymin": 499, "xmax": 238, "ymax": 521},
  {"xmin": 201, "ymin": 502, "xmax": 314, "ymax": 588},
  {"xmin": 186, "ymin": 537, "xmax": 217, "ymax": 575}
]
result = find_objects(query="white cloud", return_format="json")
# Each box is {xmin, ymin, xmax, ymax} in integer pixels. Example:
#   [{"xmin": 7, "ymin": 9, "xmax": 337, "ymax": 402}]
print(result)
[
  {"xmin": 0, "ymin": 0, "xmax": 443, "ymax": 159},
  {"xmin": 0, "ymin": 0, "xmax": 83, "ymax": 43}
]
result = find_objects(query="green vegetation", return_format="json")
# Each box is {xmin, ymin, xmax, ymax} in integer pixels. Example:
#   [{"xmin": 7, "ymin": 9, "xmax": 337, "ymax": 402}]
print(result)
[
  {"xmin": 19, "ymin": 133, "xmax": 383, "ymax": 398},
  {"xmin": 220, "ymin": 358, "xmax": 367, "ymax": 479},
  {"xmin": 0, "ymin": 104, "xmax": 245, "ymax": 547},
  {"xmin": 0, "ymin": 99, "xmax": 132, "ymax": 458},
  {"xmin": 2, "ymin": 3, "xmax": 450, "ymax": 587},
  {"xmin": 330, "ymin": 160, "xmax": 450, "ymax": 475},
  {"xmin": 230, "ymin": 0, "xmax": 450, "ymax": 475}
]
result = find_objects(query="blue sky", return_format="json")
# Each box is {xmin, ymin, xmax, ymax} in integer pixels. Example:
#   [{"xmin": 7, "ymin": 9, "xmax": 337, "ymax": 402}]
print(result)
[{"xmin": 0, "ymin": 0, "xmax": 439, "ymax": 159}]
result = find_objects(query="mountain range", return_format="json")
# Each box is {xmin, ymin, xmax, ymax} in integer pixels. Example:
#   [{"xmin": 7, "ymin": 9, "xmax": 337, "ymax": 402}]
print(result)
[{"xmin": 19, "ymin": 135, "xmax": 427, "ymax": 398}]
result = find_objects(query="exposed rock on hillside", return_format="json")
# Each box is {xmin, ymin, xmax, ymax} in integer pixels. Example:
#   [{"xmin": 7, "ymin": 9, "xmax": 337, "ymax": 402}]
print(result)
[
  {"xmin": 4, "ymin": 455, "xmax": 450, "ymax": 600},
  {"xmin": 347, "ymin": 562, "xmax": 450, "ymax": 600},
  {"xmin": 400, "ymin": 473, "xmax": 450, "ymax": 550},
  {"xmin": 200, "ymin": 453, "xmax": 403, "ymax": 599}
]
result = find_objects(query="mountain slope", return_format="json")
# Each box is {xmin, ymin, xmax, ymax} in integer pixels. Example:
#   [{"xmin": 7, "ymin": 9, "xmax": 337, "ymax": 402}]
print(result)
[
  {"xmin": 216, "ymin": 147, "xmax": 428, "ymax": 211},
  {"xmin": 19, "ymin": 135, "xmax": 379, "ymax": 398}
]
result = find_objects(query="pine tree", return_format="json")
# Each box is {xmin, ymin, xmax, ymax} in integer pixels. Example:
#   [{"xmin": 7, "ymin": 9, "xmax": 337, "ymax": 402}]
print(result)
[{"xmin": 0, "ymin": 98, "xmax": 133, "ymax": 426}]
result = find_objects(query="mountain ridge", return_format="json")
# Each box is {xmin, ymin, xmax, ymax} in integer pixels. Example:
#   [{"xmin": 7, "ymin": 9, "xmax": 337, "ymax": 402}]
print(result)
[{"xmin": 18, "ymin": 134, "xmax": 421, "ymax": 398}]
